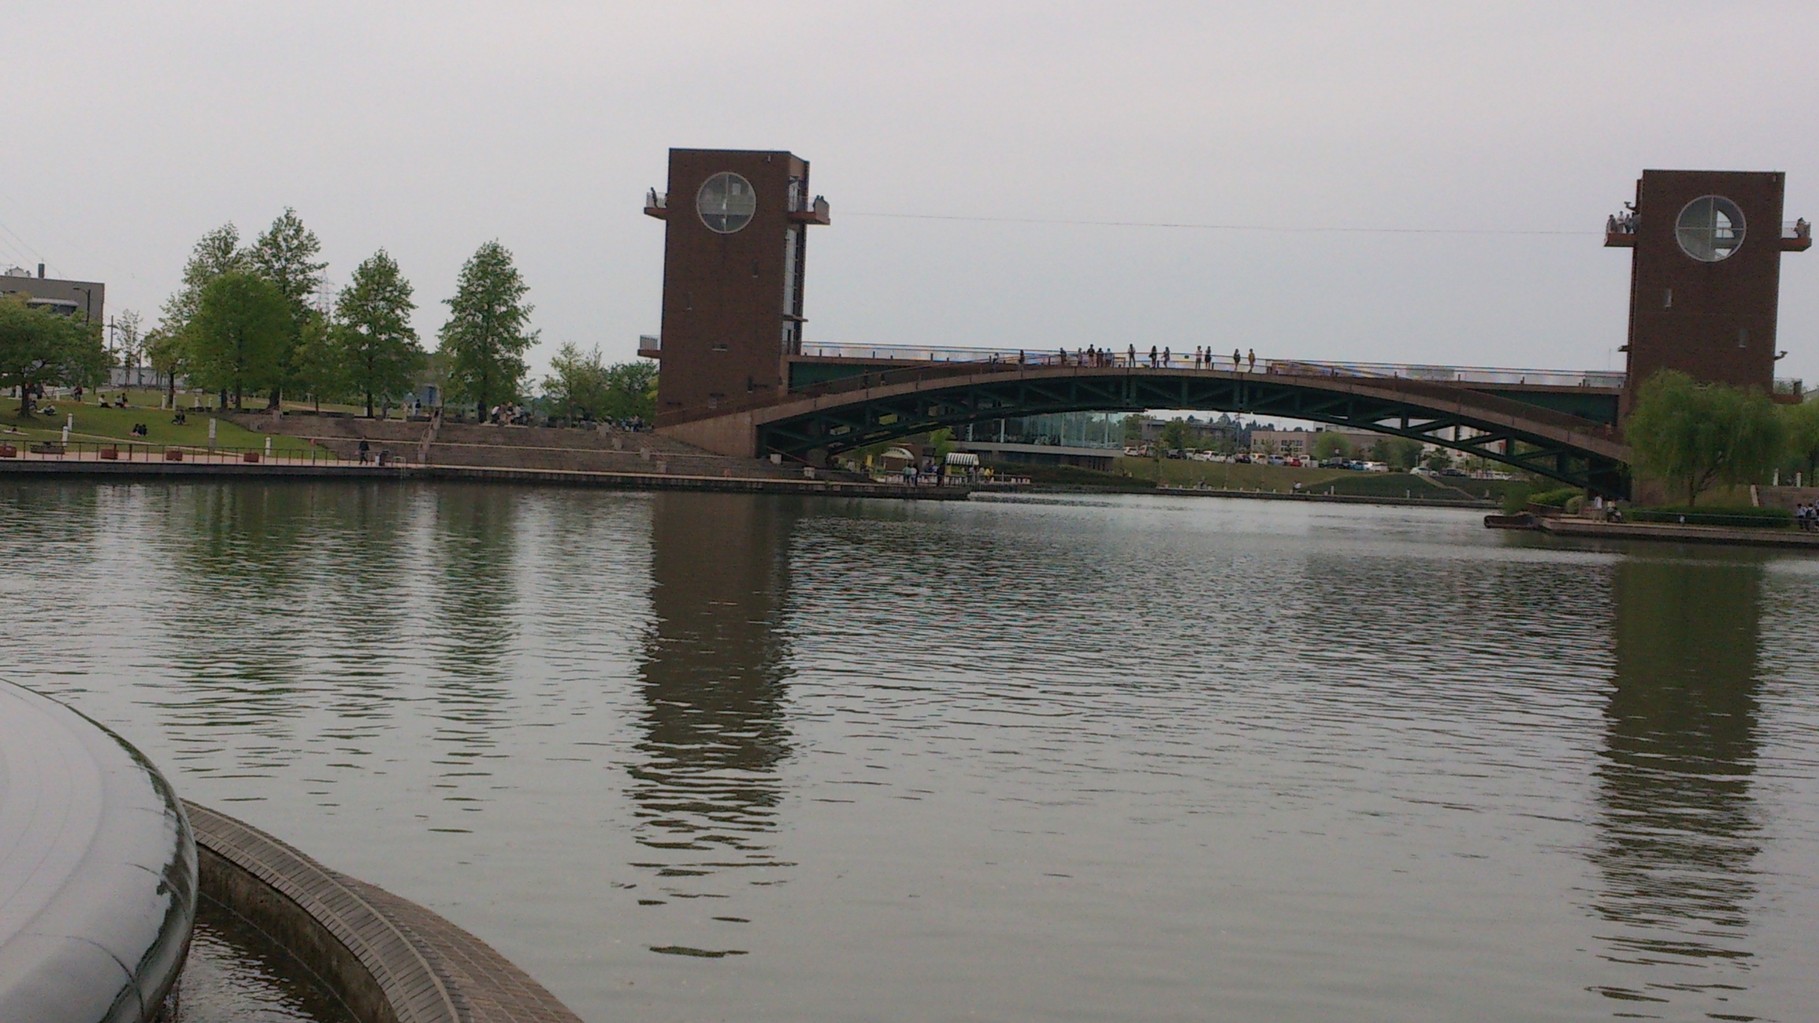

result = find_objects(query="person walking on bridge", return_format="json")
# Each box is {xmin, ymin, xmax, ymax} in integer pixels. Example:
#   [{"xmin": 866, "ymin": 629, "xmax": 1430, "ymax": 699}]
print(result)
[
  {"xmin": 1248, "ymin": 348, "xmax": 1257, "ymax": 372},
  {"xmin": 1128, "ymin": 343, "xmax": 1136, "ymax": 367},
  {"xmin": 1149, "ymin": 345, "xmax": 1158, "ymax": 368},
  {"xmin": 1232, "ymin": 348, "xmax": 1241, "ymax": 371}
]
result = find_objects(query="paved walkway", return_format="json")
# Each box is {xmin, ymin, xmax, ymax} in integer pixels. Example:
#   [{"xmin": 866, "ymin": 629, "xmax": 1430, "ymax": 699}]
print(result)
[
  {"xmin": 186, "ymin": 802, "xmax": 584, "ymax": 1023},
  {"xmin": 1536, "ymin": 516, "xmax": 1819, "ymax": 548}
]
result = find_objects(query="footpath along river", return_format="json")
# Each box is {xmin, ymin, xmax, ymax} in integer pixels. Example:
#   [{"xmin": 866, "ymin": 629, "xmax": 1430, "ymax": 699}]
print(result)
[{"xmin": 3, "ymin": 479, "xmax": 1819, "ymax": 1023}]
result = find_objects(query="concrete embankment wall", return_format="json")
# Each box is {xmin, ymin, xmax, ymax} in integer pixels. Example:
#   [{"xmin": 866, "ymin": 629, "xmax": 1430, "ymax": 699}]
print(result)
[
  {"xmin": 221, "ymin": 411, "xmax": 806, "ymax": 480},
  {"xmin": 187, "ymin": 802, "xmax": 582, "ymax": 1023}
]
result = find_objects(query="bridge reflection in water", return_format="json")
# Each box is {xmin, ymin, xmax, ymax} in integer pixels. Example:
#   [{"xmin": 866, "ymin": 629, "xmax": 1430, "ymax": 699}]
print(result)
[
  {"xmin": 630, "ymin": 493, "xmax": 798, "ymax": 959},
  {"xmin": 1590, "ymin": 555, "xmax": 1765, "ymax": 1013}
]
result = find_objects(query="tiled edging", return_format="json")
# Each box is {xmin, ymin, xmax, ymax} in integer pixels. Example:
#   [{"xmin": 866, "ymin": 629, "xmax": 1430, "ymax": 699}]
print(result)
[{"xmin": 185, "ymin": 802, "xmax": 583, "ymax": 1023}]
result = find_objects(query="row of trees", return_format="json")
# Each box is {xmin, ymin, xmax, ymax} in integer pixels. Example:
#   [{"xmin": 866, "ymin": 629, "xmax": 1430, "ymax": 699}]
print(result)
[
  {"xmin": 1626, "ymin": 370, "xmax": 1819, "ymax": 505},
  {"xmin": 148, "ymin": 212, "xmax": 432, "ymax": 416},
  {"xmin": 147, "ymin": 212, "xmax": 639, "ymax": 421},
  {"xmin": 542, "ymin": 343, "xmax": 658, "ymax": 423}
]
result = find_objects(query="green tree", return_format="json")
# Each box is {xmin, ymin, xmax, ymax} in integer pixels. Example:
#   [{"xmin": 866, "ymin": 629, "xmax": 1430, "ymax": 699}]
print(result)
[
  {"xmin": 1312, "ymin": 432, "xmax": 1350, "ymax": 460},
  {"xmin": 248, "ymin": 208, "xmax": 328, "ymax": 408},
  {"xmin": 1625, "ymin": 370, "xmax": 1786, "ymax": 506},
  {"xmin": 1782, "ymin": 399, "xmax": 1819, "ymax": 483},
  {"xmin": 1381, "ymin": 437, "xmax": 1425, "ymax": 471},
  {"xmin": 1121, "ymin": 414, "xmax": 1146, "ymax": 445},
  {"xmin": 1423, "ymin": 447, "xmax": 1454, "ymax": 471},
  {"xmin": 186, "ymin": 272, "xmax": 292, "ymax": 409},
  {"xmin": 114, "ymin": 308, "xmax": 144, "ymax": 375},
  {"xmin": 439, "ymin": 241, "xmax": 536, "ymax": 420},
  {"xmin": 144, "ymin": 325, "xmax": 187, "ymax": 410},
  {"xmin": 601, "ymin": 360, "xmax": 657, "ymax": 421},
  {"xmin": 290, "ymin": 310, "xmax": 346, "ymax": 411},
  {"xmin": 542, "ymin": 342, "xmax": 610, "ymax": 421},
  {"xmin": 0, "ymin": 296, "xmax": 107, "ymax": 414},
  {"xmin": 160, "ymin": 223, "xmax": 249, "ymax": 339},
  {"xmin": 335, "ymin": 250, "xmax": 422, "ymax": 417},
  {"xmin": 1160, "ymin": 418, "xmax": 1189, "ymax": 452}
]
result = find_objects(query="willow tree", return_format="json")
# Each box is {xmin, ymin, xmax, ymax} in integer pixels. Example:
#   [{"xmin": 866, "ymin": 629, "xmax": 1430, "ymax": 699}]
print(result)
[
  {"xmin": 439, "ymin": 241, "xmax": 536, "ymax": 420},
  {"xmin": 1782, "ymin": 398, "xmax": 1819, "ymax": 483},
  {"xmin": 1624, "ymin": 370, "xmax": 1785, "ymax": 506}
]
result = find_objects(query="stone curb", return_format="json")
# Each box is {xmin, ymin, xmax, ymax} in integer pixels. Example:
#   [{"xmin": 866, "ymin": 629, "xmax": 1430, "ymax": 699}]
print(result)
[{"xmin": 185, "ymin": 801, "xmax": 584, "ymax": 1023}]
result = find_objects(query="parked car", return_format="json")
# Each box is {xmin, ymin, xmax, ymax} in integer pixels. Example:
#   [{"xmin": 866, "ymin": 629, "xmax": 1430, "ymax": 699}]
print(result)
[
  {"xmin": 1411, "ymin": 466, "xmax": 1438, "ymax": 477},
  {"xmin": 1439, "ymin": 467, "xmax": 1468, "ymax": 477}
]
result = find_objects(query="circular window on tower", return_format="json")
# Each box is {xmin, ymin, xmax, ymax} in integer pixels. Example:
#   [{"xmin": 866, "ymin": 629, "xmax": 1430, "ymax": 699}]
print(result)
[
  {"xmin": 696, "ymin": 172, "xmax": 757, "ymax": 234},
  {"xmin": 1675, "ymin": 195, "xmax": 1746, "ymax": 262}
]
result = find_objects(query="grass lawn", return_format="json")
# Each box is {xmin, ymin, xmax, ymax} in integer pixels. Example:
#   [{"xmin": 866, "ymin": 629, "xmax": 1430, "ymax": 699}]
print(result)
[
  {"xmin": 1119, "ymin": 457, "xmax": 1349, "ymax": 492},
  {"xmin": 4, "ymin": 396, "xmax": 323, "ymax": 453},
  {"xmin": 1057, "ymin": 458, "xmax": 1514, "ymax": 502}
]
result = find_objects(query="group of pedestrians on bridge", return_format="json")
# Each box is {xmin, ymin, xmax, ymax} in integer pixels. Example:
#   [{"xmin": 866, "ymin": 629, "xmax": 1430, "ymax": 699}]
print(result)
[{"xmin": 1021, "ymin": 345, "xmax": 1261, "ymax": 371}]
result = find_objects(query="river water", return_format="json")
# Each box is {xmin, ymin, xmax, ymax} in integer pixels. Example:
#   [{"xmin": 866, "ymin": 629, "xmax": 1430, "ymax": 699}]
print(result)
[{"xmin": 4, "ymin": 480, "xmax": 1818, "ymax": 1023}]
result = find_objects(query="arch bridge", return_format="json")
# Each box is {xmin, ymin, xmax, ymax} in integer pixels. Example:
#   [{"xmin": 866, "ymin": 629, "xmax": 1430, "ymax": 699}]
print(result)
[{"xmin": 659, "ymin": 354, "xmax": 1632, "ymax": 496}]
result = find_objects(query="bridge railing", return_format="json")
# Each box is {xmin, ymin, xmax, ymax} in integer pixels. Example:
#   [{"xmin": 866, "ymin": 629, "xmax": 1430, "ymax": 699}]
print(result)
[
  {"xmin": 1269, "ymin": 359, "xmax": 1627, "ymax": 389},
  {"xmin": 796, "ymin": 342, "xmax": 1626, "ymax": 388}
]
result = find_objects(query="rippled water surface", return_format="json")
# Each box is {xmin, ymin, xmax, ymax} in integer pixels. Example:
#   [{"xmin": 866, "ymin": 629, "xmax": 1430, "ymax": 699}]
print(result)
[{"xmin": 5, "ymin": 480, "xmax": 1819, "ymax": 1022}]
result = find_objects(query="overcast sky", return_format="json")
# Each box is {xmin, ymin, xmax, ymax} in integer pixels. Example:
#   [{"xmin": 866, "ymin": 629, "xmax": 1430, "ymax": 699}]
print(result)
[{"xmin": 7, "ymin": 1, "xmax": 1817, "ymax": 388}]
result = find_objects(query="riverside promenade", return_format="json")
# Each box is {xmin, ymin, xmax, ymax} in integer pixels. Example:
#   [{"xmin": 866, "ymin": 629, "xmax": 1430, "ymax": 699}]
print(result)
[
  {"xmin": 0, "ymin": 442, "xmax": 971, "ymax": 500},
  {"xmin": 1533, "ymin": 515, "xmax": 1819, "ymax": 549}
]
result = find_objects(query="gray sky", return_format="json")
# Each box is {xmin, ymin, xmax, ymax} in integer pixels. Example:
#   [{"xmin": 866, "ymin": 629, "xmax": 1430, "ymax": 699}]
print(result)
[{"xmin": 8, "ymin": 1, "xmax": 1818, "ymax": 387}]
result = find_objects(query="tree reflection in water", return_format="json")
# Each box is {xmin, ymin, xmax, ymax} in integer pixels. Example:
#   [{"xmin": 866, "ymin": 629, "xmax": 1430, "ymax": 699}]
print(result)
[
  {"xmin": 1591, "ymin": 554, "xmax": 1764, "ymax": 1014},
  {"xmin": 631, "ymin": 493, "xmax": 796, "ymax": 958}
]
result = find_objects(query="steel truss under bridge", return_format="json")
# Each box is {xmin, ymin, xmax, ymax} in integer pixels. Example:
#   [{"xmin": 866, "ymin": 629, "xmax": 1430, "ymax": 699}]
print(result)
[{"xmin": 753, "ymin": 366, "xmax": 1630, "ymax": 497}]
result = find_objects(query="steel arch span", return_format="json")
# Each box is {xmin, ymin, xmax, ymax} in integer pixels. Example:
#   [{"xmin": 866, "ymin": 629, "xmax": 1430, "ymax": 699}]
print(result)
[{"xmin": 738, "ymin": 364, "xmax": 1630, "ymax": 496}]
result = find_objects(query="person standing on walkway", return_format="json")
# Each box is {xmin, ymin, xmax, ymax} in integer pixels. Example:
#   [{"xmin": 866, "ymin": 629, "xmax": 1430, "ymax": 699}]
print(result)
[
  {"xmin": 1149, "ymin": 345, "xmax": 1158, "ymax": 368},
  {"xmin": 1232, "ymin": 348, "xmax": 1241, "ymax": 370},
  {"xmin": 1162, "ymin": 346, "xmax": 1171, "ymax": 367},
  {"xmin": 1247, "ymin": 348, "xmax": 1257, "ymax": 372}
]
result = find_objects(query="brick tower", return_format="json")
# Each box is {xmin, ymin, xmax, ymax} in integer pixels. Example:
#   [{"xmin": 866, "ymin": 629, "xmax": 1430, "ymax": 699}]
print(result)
[
  {"xmin": 1607, "ymin": 169, "xmax": 1809, "ymax": 415},
  {"xmin": 643, "ymin": 149, "xmax": 830, "ymax": 418}
]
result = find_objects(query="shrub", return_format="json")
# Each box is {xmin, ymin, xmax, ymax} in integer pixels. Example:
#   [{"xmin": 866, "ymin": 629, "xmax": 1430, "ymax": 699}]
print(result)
[
  {"xmin": 1526, "ymin": 486, "xmax": 1579, "ymax": 508},
  {"xmin": 1628, "ymin": 505, "xmax": 1793, "ymax": 529},
  {"xmin": 1499, "ymin": 483, "xmax": 1532, "ymax": 514}
]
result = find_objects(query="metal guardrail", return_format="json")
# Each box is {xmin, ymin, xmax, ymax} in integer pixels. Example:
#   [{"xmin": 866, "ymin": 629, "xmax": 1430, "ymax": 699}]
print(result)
[
  {"xmin": 1604, "ymin": 216, "xmax": 1810, "ymax": 240},
  {"xmin": 1269, "ymin": 359, "xmax": 1627, "ymax": 389},
  {"xmin": 791, "ymin": 342, "xmax": 1626, "ymax": 388},
  {"xmin": 0, "ymin": 439, "xmax": 354, "ymax": 465}
]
